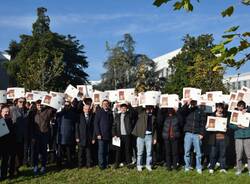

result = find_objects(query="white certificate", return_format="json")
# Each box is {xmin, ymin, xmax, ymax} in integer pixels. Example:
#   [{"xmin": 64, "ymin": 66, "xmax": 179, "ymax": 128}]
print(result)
[
  {"xmin": 0, "ymin": 118, "xmax": 10, "ymax": 137},
  {"xmin": 206, "ymin": 116, "xmax": 227, "ymax": 132},
  {"xmin": 112, "ymin": 137, "xmax": 121, "ymax": 147}
]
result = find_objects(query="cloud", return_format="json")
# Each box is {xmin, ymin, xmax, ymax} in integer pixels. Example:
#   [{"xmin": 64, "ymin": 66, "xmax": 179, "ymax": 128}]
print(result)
[{"xmin": 0, "ymin": 15, "xmax": 35, "ymax": 29}]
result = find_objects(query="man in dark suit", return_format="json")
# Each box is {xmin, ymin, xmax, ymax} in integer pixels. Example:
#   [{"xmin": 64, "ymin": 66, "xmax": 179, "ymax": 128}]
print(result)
[
  {"xmin": 56, "ymin": 100, "xmax": 79, "ymax": 167},
  {"xmin": 76, "ymin": 104, "xmax": 95, "ymax": 168},
  {"xmin": 94, "ymin": 100, "xmax": 113, "ymax": 170}
]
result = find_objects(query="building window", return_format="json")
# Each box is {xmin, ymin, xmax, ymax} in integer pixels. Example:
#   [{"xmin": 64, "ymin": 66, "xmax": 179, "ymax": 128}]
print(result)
[
  {"xmin": 243, "ymin": 81, "xmax": 247, "ymax": 87},
  {"xmin": 238, "ymin": 81, "xmax": 241, "ymax": 89},
  {"xmin": 232, "ymin": 82, "xmax": 236, "ymax": 90}
]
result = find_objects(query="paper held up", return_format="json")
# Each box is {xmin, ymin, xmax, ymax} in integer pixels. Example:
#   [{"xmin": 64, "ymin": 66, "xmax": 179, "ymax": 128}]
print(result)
[
  {"xmin": 41, "ymin": 94, "xmax": 64, "ymax": 110},
  {"xmin": 0, "ymin": 90, "xmax": 7, "ymax": 104},
  {"xmin": 139, "ymin": 91, "xmax": 161, "ymax": 107},
  {"xmin": 6, "ymin": 87, "xmax": 25, "ymax": 99},
  {"xmin": 206, "ymin": 116, "xmax": 227, "ymax": 132},
  {"xmin": 206, "ymin": 91, "xmax": 223, "ymax": 103},
  {"xmin": 105, "ymin": 90, "xmax": 118, "ymax": 102},
  {"xmin": 77, "ymin": 85, "xmax": 93, "ymax": 98},
  {"xmin": 25, "ymin": 92, "xmax": 44, "ymax": 102},
  {"xmin": 0, "ymin": 118, "xmax": 10, "ymax": 138},
  {"xmin": 92, "ymin": 91, "xmax": 109, "ymax": 105},
  {"xmin": 64, "ymin": 84, "xmax": 80, "ymax": 102},
  {"xmin": 183, "ymin": 87, "xmax": 201, "ymax": 101},
  {"xmin": 160, "ymin": 94, "xmax": 179, "ymax": 108},
  {"xmin": 117, "ymin": 88, "xmax": 135, "ymax": 103},
  {"xmin": 230, "ymin": 110, "xmax": 250, "ymax": 128}
]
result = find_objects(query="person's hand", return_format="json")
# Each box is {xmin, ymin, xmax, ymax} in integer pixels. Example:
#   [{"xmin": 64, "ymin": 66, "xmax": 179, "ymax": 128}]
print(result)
[
  {"xmin": 92, "ymin": 140, "xmax": 95, "ymax": 144},
  {"xmin": 198, "ymin": 135, "xmax": 203, "ymax": 140},
  {"xmin": 238, "ymin": 125, "xmax": 246, "ymax": 129},
  {"xmin": 97, "ymin": 135, "xmax": 102, "ymax": 140},
  {"xmin": 76, "ymin": 138, "xmax": 80, "ymax": 143},
  {"xmin": 242, "ymin": 109, "xmax": 247, "ymax": 114},
  {"xmin": 153, "ymin": 139, "xmax": 157, "ymax": 145}
]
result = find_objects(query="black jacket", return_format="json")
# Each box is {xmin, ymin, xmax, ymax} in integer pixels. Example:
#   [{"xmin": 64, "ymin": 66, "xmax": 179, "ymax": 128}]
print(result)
[
  {"xmin": 158, "ymin": 110, "xmax": 183, "ymax": 139},
  {"xmin": 94, "ymin": 108, "xmax": 113, "ymax": 141},
  {"xmin": 0, "ymin": 118, "xmax": 15, "ymax": 149},
  {"xmin": 180, "ymin": 104, "xmax": 206, "ymax": 136},
  {"xmin": 10, "ymin": 106, "xmax": 30, "ymax": 143},
  {"xmin": 75, "ymin": 113, "xmax": 95, "ymax": 146},
  {"xmin": 57, "ymin": 107, "xmax": 79, "ymax": 145},
  {"xmin": 113, "ymin": 110, "xmax": 135, "ymax": 137}
]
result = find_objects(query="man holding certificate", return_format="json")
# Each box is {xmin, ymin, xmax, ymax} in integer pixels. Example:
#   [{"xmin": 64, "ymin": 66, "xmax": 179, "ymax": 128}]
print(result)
[
  {"xmin": 206, "ymin": 103, "xmax": 228, "ymax": 174},
  {"xmin": 229, "ymin": 100, "xmax": 250, "ymax": 176}
]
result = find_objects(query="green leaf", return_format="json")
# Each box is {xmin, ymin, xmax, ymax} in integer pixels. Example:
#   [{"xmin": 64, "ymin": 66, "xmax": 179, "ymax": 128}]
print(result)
[
  {"xmin": 221, "ymin": 6, "xmax": 234, "ymax": 17},
  {"xmin": 224, "ymin": 26, "xmax": 239, "ymax": 33},
  {"xmin": 222, "ymin": 37, "xmax": 234, "ymax": 45},
  {"xmin": 226, "ymin": 47, "xmax": 238, "ymax": 57},
  {"xmin": 222, "ymin": 34, "xmax": 237, "ymax": 39},
  {"xmin": 183, "ymin": 1, "xmax": 193, "ymax": 11},
  {"xmin": 153, "ymin": 0, "xmax": 170, "ymax": 7},
  {"xmin": 238, "ymin": 40, "xmax": 250, "ymax": 51},
  {"xmin": 174, "ymin": 1, "xmax": 183, "ymax": 10},
  {"xmin": 242, "ymin": 32, "xmax": 250, "ymax": 37},
  {"xmin": 211, "ymin": 44, "xmax": 225, "ymax": 54},
  {"xmin": 242, "ymin": 0, "xmax": 250, "ymax": 5}
]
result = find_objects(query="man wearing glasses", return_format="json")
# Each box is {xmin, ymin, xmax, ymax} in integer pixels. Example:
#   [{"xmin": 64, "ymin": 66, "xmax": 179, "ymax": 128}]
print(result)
[{"xmin": 10, "ymin": 97, "xmax": 31, "ymax": 173}]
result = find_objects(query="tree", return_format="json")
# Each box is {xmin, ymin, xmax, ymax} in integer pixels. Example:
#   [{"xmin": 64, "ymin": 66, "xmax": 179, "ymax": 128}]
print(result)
[
  {"xmin": 135, "ymin": 54, "xmax": 159, "ymax": 93},
  {"xmin": 165, "ymin": 34, "xmax": 227, "ymax": 97},
  {"xmin": 97, "ymin": 34, "xmax": 159, "ymax": 91},
  {"xmin": 153, "ymin": 0, "xmax": 250, "ymax": 69},
  {"xmin": 5, "ymin": 7, "xmax": 88, "ymax": 91}
]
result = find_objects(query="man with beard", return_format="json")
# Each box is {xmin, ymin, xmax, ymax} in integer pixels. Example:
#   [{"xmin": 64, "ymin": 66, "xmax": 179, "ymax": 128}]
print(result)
[
  {"xmin": 10, "ymin": 97, "xmax": 30, "ymax": 171},
  {"xmin": 56, "ymin": 100, "xmax": 79, "ymax": 167},
  {"xmin": 0, "ymin": 105, "xmax": 15, "ymax": 180},
  {"xmin": 31, "ymin": 100, "xmax": 55, "ymax": 175},
  {"xmin": 180, "ymin": 99, "xmax": 206, "ymax": 174}
]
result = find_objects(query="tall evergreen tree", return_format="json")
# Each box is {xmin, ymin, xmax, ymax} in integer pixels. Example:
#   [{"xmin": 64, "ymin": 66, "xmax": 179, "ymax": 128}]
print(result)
[{"xmin": 5, "ymin": 7, "xmax": 88, "ymax": 91}]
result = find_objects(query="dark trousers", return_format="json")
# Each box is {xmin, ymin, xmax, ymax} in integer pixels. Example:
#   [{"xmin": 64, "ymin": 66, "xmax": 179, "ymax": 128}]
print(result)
[
  {"xmin": 0, "ymin": 145, "xmax": 15, "ymax": 179},
  {"xmin": 32, "ymin": 134, "xmax": 49, "ymax": 167},
  {"xmin": 209, "ymin": 139, "xmax": 226, "ymax": 170},
  {"xmin": 98, "ymin": 140, "xmax": 109, "ymax": 169},
  {"xmin": 57, "ymin": 144, "xmax": 74, "ymax": 166},
  {"xmin": 78, "ymin": 144, "xmax": 93, "ymax": 167},
  {"xmin": 16, "ymin": 141, "xmax": 29, "ymax": 168},
  {"xmin": 115, "ymin": 135, "xmax": 132, "ymax": 165},
  {"xmin": 164, "ymin": 138, "xmax": 179, "ymax": 169}
]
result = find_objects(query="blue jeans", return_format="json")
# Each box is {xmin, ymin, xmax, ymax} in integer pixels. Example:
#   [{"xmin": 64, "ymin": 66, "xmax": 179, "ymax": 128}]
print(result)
[
  {"xmin": 98, "ymin": 140, "xmax": 109, "ymax": 169},
  {"xmin": 184, "ymin": 132, "xmax": 202, "ymax": 170},
  {"xmin": 137, "ymin": 134, "xmax": 152, "ymax": 167},
  {"xmin": 209, "ymin": 139, "xmax": 226, "ymax": 169}
]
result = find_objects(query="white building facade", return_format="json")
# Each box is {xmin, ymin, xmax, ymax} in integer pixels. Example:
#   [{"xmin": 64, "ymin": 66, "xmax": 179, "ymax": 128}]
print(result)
[
  {"xmin": 223, "ymin": 72, "xmax": 250, "ymax": 92},
  {"xmin": 153, "ymin": 48, "xmax": 181, "ymax": 78}
]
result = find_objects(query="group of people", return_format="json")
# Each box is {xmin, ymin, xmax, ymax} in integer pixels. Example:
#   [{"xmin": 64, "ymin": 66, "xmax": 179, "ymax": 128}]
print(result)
[{"xmin": 0, "ymin": 95, "xmax": 250, "ymax": 181}]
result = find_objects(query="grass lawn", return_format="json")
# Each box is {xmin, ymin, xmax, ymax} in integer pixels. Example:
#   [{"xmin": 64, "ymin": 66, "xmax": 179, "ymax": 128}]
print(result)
[{"xmin": 1, "ymin": 165, "xmax": 250, "ymax": 184}]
